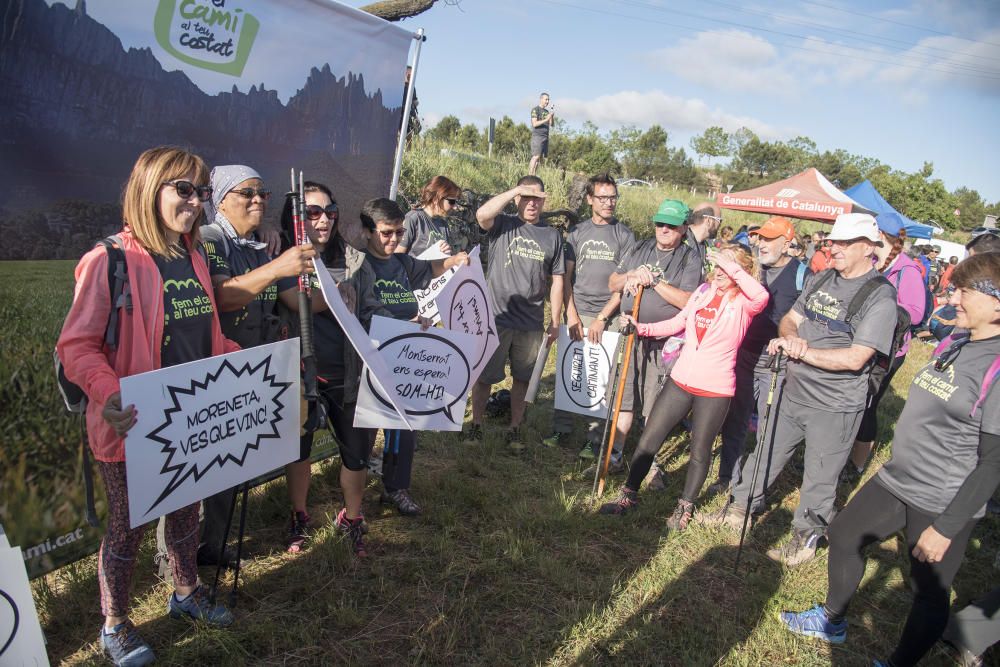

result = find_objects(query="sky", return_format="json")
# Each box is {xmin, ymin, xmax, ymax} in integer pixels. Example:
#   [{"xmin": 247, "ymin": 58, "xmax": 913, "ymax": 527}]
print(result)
[{"xmin": 346, "ymin": 0, "xmax": 1000, "ymax": 202}]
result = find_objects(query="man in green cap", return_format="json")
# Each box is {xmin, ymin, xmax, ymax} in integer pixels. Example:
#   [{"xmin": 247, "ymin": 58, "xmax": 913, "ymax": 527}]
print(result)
[{"xmin": 604, "ymin": 199, "xmax": 701, "ymax": 477}]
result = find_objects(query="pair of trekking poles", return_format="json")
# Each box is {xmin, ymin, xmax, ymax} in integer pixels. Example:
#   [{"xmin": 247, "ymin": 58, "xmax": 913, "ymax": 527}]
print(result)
[{"xmin": 590, "ymin": 285, "xmax": 785, "ymax": 572}]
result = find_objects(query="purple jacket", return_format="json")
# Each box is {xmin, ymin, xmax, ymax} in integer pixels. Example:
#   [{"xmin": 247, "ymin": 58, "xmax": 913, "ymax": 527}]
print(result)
[{"xmin": 884, "ymin": 252, "xmax": 926, "ymax": 356}]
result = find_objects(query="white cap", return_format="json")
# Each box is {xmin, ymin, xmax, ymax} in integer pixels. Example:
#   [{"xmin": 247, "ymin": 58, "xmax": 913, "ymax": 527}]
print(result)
[{"xmin": 828, "ymin": 213, "xmax": 881, "ymax": 245}]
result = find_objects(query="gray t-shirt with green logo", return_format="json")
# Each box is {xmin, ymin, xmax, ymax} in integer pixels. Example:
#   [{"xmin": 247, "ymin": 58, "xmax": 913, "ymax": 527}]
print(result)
[
  {"xmin": 565, "ymin": 218, "xmax": 636, "ymax": 316},
  {"xmin": 784, "ymin": 268, "xmax": 898, "ymax": 412},
  {"xmin": 486, "ymin": 214, "xmax": 565, "ymax": 331},
  {"xmin": 616, "ymin": 238, "xmax": 701, "ymax": 325},
  {"xmin": 878, "ymin": 336, "xmax": 1000, "ymax": 517},
  {"xmin": 402, "ymin": 209, "xmax": 452, "ymax": 257}
]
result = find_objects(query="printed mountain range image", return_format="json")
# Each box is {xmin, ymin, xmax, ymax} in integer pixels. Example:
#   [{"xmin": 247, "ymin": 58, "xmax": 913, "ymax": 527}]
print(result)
[{"xmin": 0, "ymin": 0, "xmax": 404, "ymax": 260}]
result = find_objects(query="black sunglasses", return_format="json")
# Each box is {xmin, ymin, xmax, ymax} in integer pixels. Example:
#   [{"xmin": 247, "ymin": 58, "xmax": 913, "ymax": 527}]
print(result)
[
  {"xmin": 229, "ymin": 187, "xmax": 272, "ymax": 201},
  {"xmin": 444, "ymin": 198, "xmax": 460, "ymax": 206},
  {"xmin": 163, "ymin": 180, "xmax": 213, "ymax": 202},
  {"xmin": 788, "ymin": 243, "xmax": 802, "ymax": 250},
  {"xmin": 305, "ymin": 204, "xmax": 338, "ymax": 221}
]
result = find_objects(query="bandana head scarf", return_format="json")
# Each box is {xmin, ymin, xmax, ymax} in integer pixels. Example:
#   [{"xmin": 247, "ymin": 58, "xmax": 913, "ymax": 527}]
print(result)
[{"xmin": 208, "ymin": 164, "xmax": 267, "ymax": 250}]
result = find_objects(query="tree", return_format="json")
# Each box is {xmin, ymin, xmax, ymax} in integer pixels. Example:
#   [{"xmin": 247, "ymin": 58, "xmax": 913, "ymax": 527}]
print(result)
[
  {"xmin": 953, "ymin": 187, "xmax": 986, "ymax": 230},
  {"xmin": 361, "ymin": 0, "xmax": 439, "ymax": 21},
  {"xmin": 427, "ymin": 115, "xmax": 462, "ymax": 142},
  {"xmin": 689, "ymin": 126, "xmax": 730, "ymax": 164}
]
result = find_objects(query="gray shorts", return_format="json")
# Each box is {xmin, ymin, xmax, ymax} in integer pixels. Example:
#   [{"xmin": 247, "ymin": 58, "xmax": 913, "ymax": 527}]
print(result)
[
  {"xmin": 530, "ymin": 134, "xmax": 548, "ymax": 157},
  {"xmin": 479, "ymin": 325, "xmax": 544, "ymax": 386},
  {"xmin": 619, "ymin": 337, "xmax": 672, "ymax": 418}
]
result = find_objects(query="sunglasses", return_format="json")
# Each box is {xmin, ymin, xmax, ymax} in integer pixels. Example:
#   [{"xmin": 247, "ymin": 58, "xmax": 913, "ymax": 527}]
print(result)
[
  {"xmin": 229, "ymin": 187, "xmax": 272, "ymax": 201},
  {"xmin": 377, "ymin": 228, "xmax": 406, "ymax": 239},
  {"xmin": 305, "ymin": 204, "xmax": 338, "ymax": 221},
  {"xmin": 821, "ymin": 238, "xmax": 866, "ymax": 248},
  {"xmin": 654, "ymin": 222, "xmax": 683, "ymax": 229},
  {"xmin": 444, "ymin": 198, "xmax": 460, "ymax": 206},
  {"xmin": 788, "ymin": 244, "xmax": 802, "ymax": 250},
  {"xmin": 162, "ymin": 180, "xmax": 212, "ymax": 202}
]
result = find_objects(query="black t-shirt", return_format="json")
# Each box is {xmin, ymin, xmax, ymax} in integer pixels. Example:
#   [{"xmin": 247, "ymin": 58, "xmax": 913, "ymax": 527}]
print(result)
[
  {"xmin": 365, "ymin": 252, "xmax": 435, "ymax": 321},
  {"xmin": 154, "ymin": 249, "xmax": 214, "ymax": 368},
  {"xmin": 309, "ymin": 251, "xmax": 349, "ymax": 383},
  {"xmin": 531, "ymin": 106, "xmax": 551, "ymax": 139}
]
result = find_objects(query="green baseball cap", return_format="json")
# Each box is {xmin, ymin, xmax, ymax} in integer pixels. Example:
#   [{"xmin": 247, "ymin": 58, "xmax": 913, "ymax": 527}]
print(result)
[{"xmin": 652, "ymin": 199, "xmax": 691, "ymax": 226}]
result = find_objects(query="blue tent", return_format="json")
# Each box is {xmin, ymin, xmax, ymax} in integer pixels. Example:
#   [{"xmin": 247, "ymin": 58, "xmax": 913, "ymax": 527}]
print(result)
[{"xmin": 844, "ymin": 180, "xmax": 935, "ymax": 239}]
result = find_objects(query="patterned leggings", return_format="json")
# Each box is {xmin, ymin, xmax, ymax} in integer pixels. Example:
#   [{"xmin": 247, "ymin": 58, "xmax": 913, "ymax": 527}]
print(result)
[{"xmin": 96, "ymin": 461, "xmax": 199, "ymax": 617}]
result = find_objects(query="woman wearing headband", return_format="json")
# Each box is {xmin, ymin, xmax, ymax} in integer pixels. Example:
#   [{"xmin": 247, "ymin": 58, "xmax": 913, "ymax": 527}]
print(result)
[{"xmin": 781, "ymin": 252, "xmax": 1000, "ymax": 667}]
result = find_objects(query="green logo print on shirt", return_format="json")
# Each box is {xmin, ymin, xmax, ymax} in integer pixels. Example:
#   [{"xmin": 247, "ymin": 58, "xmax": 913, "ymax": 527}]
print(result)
[
  {"xmin": 374, "ymin": 279, "xmax": 416, "ymax": 307},
  {"xmin": 577, "ymin": 239, "xmax": 616, "ymax": 262},
  {"xmin": 506, "ymin": 237, "xmax": 545, "ymax": 266}
]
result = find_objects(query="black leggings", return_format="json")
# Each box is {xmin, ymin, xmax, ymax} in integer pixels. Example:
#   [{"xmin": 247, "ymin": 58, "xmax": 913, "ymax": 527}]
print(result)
[
  {"xmin": 625, "ymin": 379, "xmax": 731, "ymax": 501},
  {"xmin": 856, "ymin": 353, "xmax": 906, "ymax": 443},
  {"xmin": 825, "ymin": 477, "xmax": 977, "ymax": 667}
]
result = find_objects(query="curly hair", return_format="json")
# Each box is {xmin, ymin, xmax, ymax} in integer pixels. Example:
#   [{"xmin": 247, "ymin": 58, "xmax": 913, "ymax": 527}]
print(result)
[{"xmin": 718, "ymin": 242, "xmax": 760, "ymax": 281}]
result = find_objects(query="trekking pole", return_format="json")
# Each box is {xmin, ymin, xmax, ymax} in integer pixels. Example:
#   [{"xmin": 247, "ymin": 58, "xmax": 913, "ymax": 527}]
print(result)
[
  {"xmin": 289, "ymin": 170, "xmax": 320, "ymax": 407},
  {"xmin": 734, "ymin": 350, "xmax": 783, "ymax": 572},
  {"xmin": 209, "ymin": 486, "xmax": 240, "ymax": 605},
  {"xmin": 591, "ymin": 332, "xmax": 626, "ymax": 495},
  {"xmin": 229, "ymin": 482, "xmax": 251, "ymax": 608},
  {"xmin": 594, "ymin": 285, "xmax": 644, "ymax": 499}
]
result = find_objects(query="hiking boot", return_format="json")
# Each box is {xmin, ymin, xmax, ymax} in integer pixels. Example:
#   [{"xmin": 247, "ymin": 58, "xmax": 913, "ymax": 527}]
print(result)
[
  {"xmin": 286, "ymin": 510, "xmax": 311, "ymax": 554},
  {"xmin": 506, "ymin": 427, "xmax": 525, "ymax": 452},
  {"xmin": 839, "ymin": 463, "xmax": 863, "ymax": 486},
  {"xmin": 767, "ymin": 529, "xmax": 822, "ymax": 566},
  {"xmin": 541, "ymin": 432, "xmax": 566, "ymax": 448},
  {"xmin": 335, "ymin": 508, "xmax": 368, "ymax": 557},
  {"xmin": 100, "ymin": 621, "xmax": 156, "ymax": 667},
  {"xmin": 779, "ymin": 604, "xmax": 847, "ymax": 643},
  {"xmin": 462, "ymin": 423, "xmax": 483, "ymax": 445},
  {"xmin": 599, "ymin": 486, "xmax": 639, "ymax": 515},
  {"xmin": 666, "ymin": 500, "xmax": 695, "ymax": 531},
  {"xmin": 699, "ymin": 502, "xmax": 751, "ymax": 532},
  {"xmin": 381, "ymin": 489, "xmax": 422, "ymax": 516},
  {"xmin": 578, "ymin": 444, "xmax": 597, "ymax": 460},
  {"xmin": 706, "ymin": 478, "xmax": 731, "ymax": 498},
  {"xmin": 644, "ymin": 465, "xmax": 667, "ymax": 492},
  {"xmin": 167, "ymin": 585, "xmax": 234, "ymax": 627}
]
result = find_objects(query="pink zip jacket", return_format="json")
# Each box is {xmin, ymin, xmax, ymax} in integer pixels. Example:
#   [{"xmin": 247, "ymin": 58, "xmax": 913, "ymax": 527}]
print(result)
[
  {"xmin": 635, "ymin": 256, "xmax": 769, "ymax": 396},
  {"xmin": 56, "ymin": 229, "xmax": 240, "ymax": 462}
]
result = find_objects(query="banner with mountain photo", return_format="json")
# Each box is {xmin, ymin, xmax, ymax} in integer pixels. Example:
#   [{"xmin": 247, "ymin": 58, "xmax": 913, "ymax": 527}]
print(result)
[{"xmin": 0, "ymin": 0, "xmax": 414, "ymax": 577}]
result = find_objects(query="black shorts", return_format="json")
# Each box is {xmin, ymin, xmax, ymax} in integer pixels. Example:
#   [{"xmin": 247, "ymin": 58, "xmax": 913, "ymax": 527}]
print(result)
[
  {"xmin": 531, "ymin": 134, "xmax": 548, "ymax": 157},
  {"xmin": 298, "ymin": 385, "xmax": 375, "ymax": 471}
]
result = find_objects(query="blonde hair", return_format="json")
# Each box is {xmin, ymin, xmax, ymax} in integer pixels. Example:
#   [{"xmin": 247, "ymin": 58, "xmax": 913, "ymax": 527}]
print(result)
[
  {"xmin": 719, "ymin": 242, "xmax": 760, "ymax": 281},
  {"xmin": 122, "ymin": 146, "xmax": 209, "ymax": 258}
]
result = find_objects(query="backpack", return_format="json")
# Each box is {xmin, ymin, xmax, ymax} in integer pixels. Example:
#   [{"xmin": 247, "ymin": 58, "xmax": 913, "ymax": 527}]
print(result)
[
  {"xmin": 933, "ymin": 334, "xmax": 1000, "ymax": 419},
  {"xmin": 804, "ymin": 270, "xmax": 909, "ymax": 397}
]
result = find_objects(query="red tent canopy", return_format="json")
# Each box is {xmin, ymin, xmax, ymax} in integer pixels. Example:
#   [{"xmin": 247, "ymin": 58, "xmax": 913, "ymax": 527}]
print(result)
[{"xmin": 717, "ymin": 168, "xmax": 873, "ymax": 222}]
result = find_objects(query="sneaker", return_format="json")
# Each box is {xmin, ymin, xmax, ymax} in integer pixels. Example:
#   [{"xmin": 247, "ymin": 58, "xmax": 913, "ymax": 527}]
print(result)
[
  {"xmin": 706, "ymin": 479, "xmax": 731, "ymax": 497},
  {"xmin": 578, "ymin": 444, "xmax": 597, "ymax": 460},
  {"xmin": 767, "ymin": 529, "xmax": 822, "ymax": 566},
  {"xmin": 598, "ymin": 486, "xmax": 639, "ymax": 515},
  {"xmin": 506, "ymin": 427, "xmax": 525, "ymax": 452},
  {"xmin": 666, "ymin": 500, "xmax": 695, "ymax": 531},
  {"xmin": 644, "ymin": 466, "xmax": 667, "ymax": 492},
  {"xmin": 462, "ymin": 423, "xmax": 483, "ymax": 445},
  {"xmin": 100, "ymin": 621, "xmax": 156, "ymax": 667},
  {"xmin": 541, "ymin": 432, "xmax": 566, "ymax": 448},
  {"xmin": 335, "ymin": 508, "xmax": 369, "ymax": 557},
  {"xmin": 167, "ymin": 585, "xmax": 234, "ymax": 626},
  {"xmin": 286, "ymin": 510, "xmax": 311, "ymax": 554},
  {"xmin": 698, "ymin": 502, "xmax": 751, "ymax": 532},
  {"xmin": 839, "ymin": 463, "xmax": 863, "ymax": 486},
  {"xmin": 779, "ymin": 604, "xmax": 847, "ymax": 643},
  {"xmin": 381, "ymin": 489, "xmax": 422, "ymax": 516}
]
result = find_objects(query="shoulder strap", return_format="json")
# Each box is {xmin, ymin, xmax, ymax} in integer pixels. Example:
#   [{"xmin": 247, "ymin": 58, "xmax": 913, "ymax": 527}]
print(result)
[
  {"xmin": 846, "ymin": 276, "xmax": 892, "ymax": 323},
  {"xmin": 98, "ymin": 234, "xmax": 130, "ymax": 351},
  {"xmin": 795, "ymin": 262, "xmax": 807, "ymax": 291},
  {"xmin": 804, "ymin": 268, "xmax": 835, "ymax": 302},
  {"xmin": 972, "ymin": 355, "xmax": 1000, "ymax": 418}
]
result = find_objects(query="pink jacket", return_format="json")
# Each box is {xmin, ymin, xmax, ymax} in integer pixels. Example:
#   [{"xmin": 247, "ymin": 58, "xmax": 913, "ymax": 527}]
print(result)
[
  {"xmin": 636, "ymin": 256, "xmax": 769, "ymax": 396},
  {"xmin": 56, "ymin": 229, "xmax": 239, "ymax": 462}
]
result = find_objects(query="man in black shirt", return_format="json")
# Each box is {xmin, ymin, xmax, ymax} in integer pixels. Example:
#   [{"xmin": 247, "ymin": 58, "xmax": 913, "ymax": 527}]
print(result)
[{"xmin": 528, "ymin": 92, "xmax": 554, "ymax": 176}]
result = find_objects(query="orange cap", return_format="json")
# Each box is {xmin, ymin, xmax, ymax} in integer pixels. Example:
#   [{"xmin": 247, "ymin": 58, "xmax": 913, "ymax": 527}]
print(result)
[{"xmin": 751, "ymin": 216, "xmax": 795, "ymax": 241}]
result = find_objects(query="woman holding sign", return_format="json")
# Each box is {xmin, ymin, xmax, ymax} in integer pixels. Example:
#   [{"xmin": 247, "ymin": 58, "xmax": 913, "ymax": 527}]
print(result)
[
  {"xmin": 601, "ymin": 244, "xmax": 768, "ymax": 531},
  {"xmin": 57, "ymin": 147, "xmax": 239, "ymax": 666}
]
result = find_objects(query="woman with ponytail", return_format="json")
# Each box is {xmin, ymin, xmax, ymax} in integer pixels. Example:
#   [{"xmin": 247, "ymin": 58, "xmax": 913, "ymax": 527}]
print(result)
[{"xmin": 846, "ymin": 211, "xmax": 927, "ymax": 477}]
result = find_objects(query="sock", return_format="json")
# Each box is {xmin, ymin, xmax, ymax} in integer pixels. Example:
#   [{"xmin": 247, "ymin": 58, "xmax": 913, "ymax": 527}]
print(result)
[
  {"xmin": 173, "ymin": 586, "xmax": 197, "ymax": 603},
  {"xmin": 104, "ymin": 622, "xmax": 126, "ymax": 635}
]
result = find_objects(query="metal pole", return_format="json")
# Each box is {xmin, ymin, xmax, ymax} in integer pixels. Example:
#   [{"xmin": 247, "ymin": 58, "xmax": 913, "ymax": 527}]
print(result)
[{"xmin": 389, "ymin": 28, "xmax": 426, "ymax": 200}]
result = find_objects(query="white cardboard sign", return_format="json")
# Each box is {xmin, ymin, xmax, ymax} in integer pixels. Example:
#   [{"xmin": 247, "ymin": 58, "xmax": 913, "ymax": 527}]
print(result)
[
  {"xmin": 0, "ymin": 545, "xmax": 50, "ymax": 666},
  {"xmin": 122, "ymin": 339, "xmax": 300, "ymax": 528},
  {"xmin": 354, "ymin": 316, "xmax": 478, "ymax": 431},
  {"xmin": 553, "ymin": 327, "xmax": 621, "ymax": 417},
  {"xmin": 410, "ymin": 244, "xmax": 470, "ymax": 324},
  {"xmin": 433, "ymin": 246, "xmax": 497, "ymax": 385}
]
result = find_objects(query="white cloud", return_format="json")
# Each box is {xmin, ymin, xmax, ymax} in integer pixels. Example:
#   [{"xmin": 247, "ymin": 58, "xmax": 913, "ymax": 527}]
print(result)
[{"xmin": 554, "ymin": 90, "xmax": 788, "ymax": 138}]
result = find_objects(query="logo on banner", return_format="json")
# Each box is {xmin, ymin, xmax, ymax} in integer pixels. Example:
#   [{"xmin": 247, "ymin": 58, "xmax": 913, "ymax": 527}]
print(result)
[
  {"xmin": 143, "ymin": 356, "xmax": 291, "ymax": 514},
  {"xmin": 154, "ymin": 0, "xmax": 261, "ymax": 76},
  {"xmin": 776, "ymin": 188, "xmax": 800, "ymax": 197}
]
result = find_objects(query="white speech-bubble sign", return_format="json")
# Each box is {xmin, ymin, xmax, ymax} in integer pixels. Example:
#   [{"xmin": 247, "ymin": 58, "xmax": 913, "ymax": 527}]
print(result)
[
  {"xmin": 354, "ymin": 316, "xmax": 478, "ymax": 431},
  {"xmin": 554, "ymin": 326, "xmax": 621, "ymax": 418},
  {"xmin": 0, "ymin": 546, "xmax": 49, "ymax": 665},
  {"xmin": 433, "ymin": 246, "xmax": 497, "ymax": 385},
  {"xmin": 122, "ymin": 339, "xmax": 300, "ymax": 528}
]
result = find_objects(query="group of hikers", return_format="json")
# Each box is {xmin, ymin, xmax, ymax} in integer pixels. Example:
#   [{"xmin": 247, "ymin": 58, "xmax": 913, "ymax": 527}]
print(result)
[{"xmin": 56, "ymin": 145, "xmax": 1000, "ymax": 666}]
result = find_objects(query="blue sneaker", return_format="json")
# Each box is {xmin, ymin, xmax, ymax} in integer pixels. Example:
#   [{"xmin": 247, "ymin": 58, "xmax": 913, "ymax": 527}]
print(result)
[
  {"xmin": 100, "ymin": 621, "xmax": 156, "ymax": 666},
  {"xmin": 780, "ymin": 604, "xmax": 847, "ymax": 643},
  {"xmin": 167, "ymin": 585, "xmax": 234, "ymax": 627}
]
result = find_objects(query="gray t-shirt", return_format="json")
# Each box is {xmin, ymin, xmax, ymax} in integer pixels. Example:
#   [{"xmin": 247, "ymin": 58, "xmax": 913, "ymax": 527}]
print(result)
[
  {"xmin": 530, "ymin": 106, "xmax": 551, "ymax": 139},
  {"xmin": 616, "ymin": 238, "xmax": 701, "ymax": 325},
  {"xmin": 486, "ymin": 214, "xmax": 566, "ymax": 331},
  {"xmin": 878, "ymin": 336, "xmax": 1000, "ymax": 516},
  {"xmin": 784, "ymin": 268, "xmax": 898, "ymax": 412},
  {"xmin": 565, "ymin": 218, "xmax": 636, "ymax": 316},
  {"xmin": 402, "ymin": 209, "xmax": 451, "ymax": 257}
]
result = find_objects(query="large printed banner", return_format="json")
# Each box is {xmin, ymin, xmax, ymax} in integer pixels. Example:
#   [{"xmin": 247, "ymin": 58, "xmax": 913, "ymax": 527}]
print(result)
[
  {"xmin": 1, "ymin": 0, "xmax": 414, "ymax": 575},
  {"xmin": 122, "ymin": 340, "xmax": 300, "ymax": 528},
  {"xmin": 554, "ymin": 327, "xmax": 621, "ymax": 418},
  {"xmin": 354, "ymin": 317, "xmax": 478, "ymax": 431}
]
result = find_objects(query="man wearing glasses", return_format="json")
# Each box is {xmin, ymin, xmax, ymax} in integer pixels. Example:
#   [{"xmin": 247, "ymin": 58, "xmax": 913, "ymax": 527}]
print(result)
[
  {"xmin": 607, "ymin": 199, "xmax": 702, "ymax": 488},
  {"xmin": 685, "ymin": 202, "xmax": 723, "ymax": 274},
  {"xmin": 467, "ymin": 176, "xmax": 566, "ymax": 449},
  {"xmin": 705, "ymin": 213, "xmax": 897, "ymax": 566},
  {"xmin": 543, "ymin": 174, "xmax": 636, "ymax": 463}
]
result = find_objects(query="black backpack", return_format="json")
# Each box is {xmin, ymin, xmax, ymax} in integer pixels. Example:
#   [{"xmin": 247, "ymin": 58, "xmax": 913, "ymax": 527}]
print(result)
[{"xmin": 805, "ymin": 270, "xmax": 909, "ymax": 397}]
